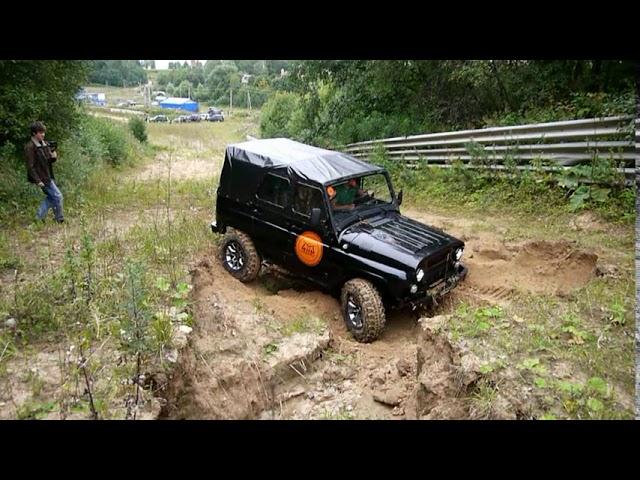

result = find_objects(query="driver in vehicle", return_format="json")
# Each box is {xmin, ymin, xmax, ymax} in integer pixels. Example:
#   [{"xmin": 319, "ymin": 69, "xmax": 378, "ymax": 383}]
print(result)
[{"xmin": 331, "ymin": 178, "xmax": 367, "ymax": 210}]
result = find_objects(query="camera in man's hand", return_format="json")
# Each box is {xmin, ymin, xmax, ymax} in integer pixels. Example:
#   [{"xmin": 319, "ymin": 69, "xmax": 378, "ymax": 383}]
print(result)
[{"xmin": 47, "ymin": 141, "xmax": 57, "ymax": 152}]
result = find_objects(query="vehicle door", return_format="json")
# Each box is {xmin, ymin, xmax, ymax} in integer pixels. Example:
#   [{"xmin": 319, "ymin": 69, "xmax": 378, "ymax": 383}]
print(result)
[
  {"xmin": 284, "ymin": 182, "xmax": 343, "ymax": 288},
  {"xmin": 251, "ymin": 172, "xmax": 293, "ymax": 265}
]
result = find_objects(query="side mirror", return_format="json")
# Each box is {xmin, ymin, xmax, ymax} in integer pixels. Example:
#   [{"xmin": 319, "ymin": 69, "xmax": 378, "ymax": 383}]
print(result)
[
  {"xmin": 310, "ymin": 208, "xmax": 322, "ymax": 227},
  {"xmin": 397, "ymin": 190, "xmax": 403, "ymax": 206}
]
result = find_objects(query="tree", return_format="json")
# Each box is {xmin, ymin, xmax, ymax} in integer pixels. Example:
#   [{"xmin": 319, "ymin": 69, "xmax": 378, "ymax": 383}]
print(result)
[
  {"xmin": 88, "ymin": 60, "xmax": 147, "ymax": 87},
  {"xmin": 260, "ymin": 92, "xmax": 301, "ymax": 138},
  {"xmin": 193, "ymin": 83, "xmax": 208, "ymax": 102},
  {"xmin": 206, "ymin": 64, "xmax": 240, "ymax": 104},
  {"xmin": 0, "ymin": 60, "xmax": 90, "ymax": 149},
  {"xmin": 264, "ymin": 60, "xmax": 636, "ymax": 146},
  {"xmin": 177, "ymin": 80, "xmax": 193, "ymax": 98}
]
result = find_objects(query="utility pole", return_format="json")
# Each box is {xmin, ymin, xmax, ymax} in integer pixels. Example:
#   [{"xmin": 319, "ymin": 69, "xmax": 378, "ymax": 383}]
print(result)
[
  {"xmin": 247, "ymin": 89, "xmax": 251, "ymax": 111},
  {"xmin": 230, "ymin": 88, "xmax": 233, "ymax": 116}
]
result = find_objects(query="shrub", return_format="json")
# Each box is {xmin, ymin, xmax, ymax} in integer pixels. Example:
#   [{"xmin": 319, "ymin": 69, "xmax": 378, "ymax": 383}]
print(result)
[
  {"xmin": 128, "ymin": 116, "xmax": 148, "ymax": 143},
  {"xmin": 260, "ymin": 91, "xmax": 301, "ymax": 138},
  {"xmin": 97, "ymin": 119, "xmax": 130, "ymax": 166}
]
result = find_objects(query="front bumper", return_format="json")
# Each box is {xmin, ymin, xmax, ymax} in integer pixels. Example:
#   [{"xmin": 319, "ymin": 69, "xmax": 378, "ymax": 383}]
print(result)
[{"xmin": 402, "ymin": 262, "xmax": 468, "ymax": 308}]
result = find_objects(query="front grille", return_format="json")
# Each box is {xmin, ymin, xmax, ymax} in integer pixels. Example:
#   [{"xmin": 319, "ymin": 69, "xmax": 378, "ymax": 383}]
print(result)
[{"xmin": 420, "ymin": 251, "xmax": 454, "ymax": 287}]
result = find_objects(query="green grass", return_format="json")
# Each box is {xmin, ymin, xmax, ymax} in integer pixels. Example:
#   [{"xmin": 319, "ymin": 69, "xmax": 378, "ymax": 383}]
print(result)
[
  {"xmin": 447, "ymin": 271, "xmax": 635, "ymax": 419},
  {"xmin": 381, "ymin": 154, "xmax": 635, "ymax": 226},
  {"xmin": 280, "ymin": 314, "xmax": 326, "ymax": 336},
  {"xmin": 16, "ymin": 399, "xmax": 57, "ymax": 420},
  {"xmin": 0, "ymin": 108, "xmax": 260, "ymax": 419},
  {"xmin": 320, "ymin": 406, "xmax": 355, "ymax": 420},
  {"xmin": 0, "ymin": 232, "xmax": 22, "ymax": 270},
  {"xmin": 84, "ymin": 84, "xmax": 144, "ymax": 106},
  {"xmin": 469, "ymin": 379, "xmax": 498, "ymax": 419}
]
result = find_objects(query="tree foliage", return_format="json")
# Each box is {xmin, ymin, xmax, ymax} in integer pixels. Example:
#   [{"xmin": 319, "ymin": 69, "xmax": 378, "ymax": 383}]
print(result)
[
  {"xmin": 88, "ymin": 60, "xmax": 147, "ymax": 87},
  {"xmin": 261, "ymin": 60, "xmax": 636, "ymax": 145},
  {"xmin": 0, "ymin": 60, "xmax": 90, "ymax": 150},
  {"xmin": 128, "ymin": 116, "xmax": 147, "ymax": 143},
  {"xmin": 153, "ymin": 60, "xmax": 292, "ymax": 107}
]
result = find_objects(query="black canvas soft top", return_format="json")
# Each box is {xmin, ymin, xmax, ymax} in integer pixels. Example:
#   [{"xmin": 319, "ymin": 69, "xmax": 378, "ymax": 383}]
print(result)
[{"xmin": 225, "ymin": 138, "xmax": 383, "ymax": 186}]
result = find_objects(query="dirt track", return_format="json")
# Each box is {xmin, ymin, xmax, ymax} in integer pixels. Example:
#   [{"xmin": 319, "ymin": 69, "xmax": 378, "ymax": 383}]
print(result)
[{"xmin": 159, "ymin": 215, "xmax": 602, "ymax": 420}]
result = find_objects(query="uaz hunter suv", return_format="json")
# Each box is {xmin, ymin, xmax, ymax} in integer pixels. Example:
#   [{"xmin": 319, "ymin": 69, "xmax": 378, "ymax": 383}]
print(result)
[{"xmin": 212, "ymin": 138, "xmax": 467, "ymax": 342}]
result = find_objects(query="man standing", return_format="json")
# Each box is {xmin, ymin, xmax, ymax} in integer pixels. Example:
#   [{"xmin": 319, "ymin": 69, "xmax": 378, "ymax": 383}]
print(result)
[{"xmin": 24, "ymin": 121, "xmax": 64, "ymax": 223}]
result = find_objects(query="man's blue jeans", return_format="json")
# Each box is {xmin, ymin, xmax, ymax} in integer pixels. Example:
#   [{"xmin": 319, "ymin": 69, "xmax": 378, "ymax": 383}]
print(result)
[{"xmin": 37, "ymin": 180, "xmax": 64, "ymax": 222}]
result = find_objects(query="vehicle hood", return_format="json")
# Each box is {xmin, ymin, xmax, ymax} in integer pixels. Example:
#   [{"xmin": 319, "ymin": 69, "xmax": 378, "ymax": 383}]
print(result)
[{"xmin": 339, "ymin": 212, "xmax": 463, "ymax": 270}]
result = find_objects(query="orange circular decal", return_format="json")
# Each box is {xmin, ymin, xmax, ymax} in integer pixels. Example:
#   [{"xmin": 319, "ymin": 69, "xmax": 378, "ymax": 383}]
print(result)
[{"xmin": 295, "ymin": 231, "xmax": 323, "ymax": 267}]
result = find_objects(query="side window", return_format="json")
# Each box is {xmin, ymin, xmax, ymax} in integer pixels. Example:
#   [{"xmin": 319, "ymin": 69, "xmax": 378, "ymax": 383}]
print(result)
[
  {"xmin": 257, "ymin": 173, "xmax": 290, "ymax": 208},
  {"xmin": 292, "ymin": 184, "xmax": 324, "ymax": 217}
]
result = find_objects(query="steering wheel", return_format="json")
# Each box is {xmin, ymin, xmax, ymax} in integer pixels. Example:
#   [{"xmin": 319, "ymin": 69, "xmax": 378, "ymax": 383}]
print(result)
[{"xmin": 354, "ymin": 192, "xmax": 374, "ymax": 205}]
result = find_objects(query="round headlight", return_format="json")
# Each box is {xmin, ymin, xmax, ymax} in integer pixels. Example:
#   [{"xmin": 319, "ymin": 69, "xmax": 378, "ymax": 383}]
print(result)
[
  {"xmin": 416, "ymin": 268, "xmax": 424, "ymax": 282},
  {"xmin": 455, "ymin": 248, "xmax": 463, "ymax": 261}
]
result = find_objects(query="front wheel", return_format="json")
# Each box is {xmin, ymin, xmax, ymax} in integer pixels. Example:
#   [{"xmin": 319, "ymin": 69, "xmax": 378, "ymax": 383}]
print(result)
[
  {"xmin": 341, "ymin": 278, "xmax": 386, "ymax": 343},
  {"xmin": 219, "ymin": 229, "xmax": 262, "ymax": 282}
]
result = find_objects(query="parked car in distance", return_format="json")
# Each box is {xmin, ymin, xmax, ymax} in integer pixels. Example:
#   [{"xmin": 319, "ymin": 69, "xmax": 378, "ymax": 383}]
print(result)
[
  {"xmin": 206, "ymin": 108, "xmax": 224, "ymax": 122},
  {"xmin": 172, "ymin": 115, "xmax": 188, "ymax": 123},
  {"xmin": 188, "ymin": 113, "xmax": 201, "ymax": 122},
  {"xmin": 200, "ymin": 113, "xmax": 209, "ymax": 120},
  {"xmin": 149, "ymin": 115, "xmax": 168, "ymax": 122}
]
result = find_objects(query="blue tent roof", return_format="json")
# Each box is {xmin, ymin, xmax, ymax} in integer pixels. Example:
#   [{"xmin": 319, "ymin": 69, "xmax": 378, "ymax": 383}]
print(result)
[{"xmin": 159, "ymin": 97, "xmax": 199, "ymax": 112}]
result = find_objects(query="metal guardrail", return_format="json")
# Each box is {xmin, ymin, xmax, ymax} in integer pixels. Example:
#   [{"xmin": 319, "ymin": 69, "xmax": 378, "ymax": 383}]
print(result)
[{"xmin": 344, "ymin": 116, "xmax": 637, "ymax": 174}]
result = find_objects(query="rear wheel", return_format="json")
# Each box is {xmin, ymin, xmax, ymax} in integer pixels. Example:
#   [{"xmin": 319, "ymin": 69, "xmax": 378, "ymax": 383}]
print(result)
[
  {"xmin": 341, "ymin": 278, "xmax": 386, "ymax": 343},
  {"xmin": 219, "ymin": 229, "xmax": 262, "ymax": 282}
]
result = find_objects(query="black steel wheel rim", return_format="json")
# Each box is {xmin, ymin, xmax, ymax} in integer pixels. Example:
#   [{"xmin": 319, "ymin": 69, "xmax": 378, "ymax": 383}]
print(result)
[
  {"xmin": 225, "ymin": 241, "xmax": 245, "ymax": 271},
  {"xmin": 346, "ymin": 294, "xmax": 363, "ymax": 329}
]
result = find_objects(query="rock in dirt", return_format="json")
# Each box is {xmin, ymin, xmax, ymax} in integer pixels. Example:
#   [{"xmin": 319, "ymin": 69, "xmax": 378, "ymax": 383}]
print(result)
[
  {"xmin": 396, "ymin": 358, "xmax": 414, "ymax": 377},
  {"xmin": 322, "ymin": 365, "xmax": 353, "ymax": 382},
  {"xmin": 266, "ymin": 331, "xmax": 331, "ymax": 378},
  {"xmin": 422, "ymin": 399, "xmax": 468, "ymax": 419},
  {"xmin": 165, "ymin": 349, "xmax": 178, "ymax": 363},
  {"xmin": 373, "ymin": 386, "xmax": 404, "ymax": 407},
  {"xmin": 418, "ymin": 314, "xmax": 453, "ymax": 333},
  {"xmin": 4, "ymin": 318, "xmax": 16, "ymax": 329},
  {"xmin": 596, "ymin": 264, "xmax": 620, "ymax": 279},
  {"xmin": 173, "ymin": 325, "xmax": 193, "ymax": 349},
  {"xmin": 391, "ymin": 406, "xmax": 405, "ymax": 416}
]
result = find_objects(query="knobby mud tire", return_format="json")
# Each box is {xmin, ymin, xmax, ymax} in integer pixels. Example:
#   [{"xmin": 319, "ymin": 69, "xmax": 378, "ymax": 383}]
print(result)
[
  {"xmin": 219, "ymin": 229, "xmax": 262, "ymax": 282},
  {"xmin": 341, "ymin": 278, "xmax": 386, "ymax": 343}
]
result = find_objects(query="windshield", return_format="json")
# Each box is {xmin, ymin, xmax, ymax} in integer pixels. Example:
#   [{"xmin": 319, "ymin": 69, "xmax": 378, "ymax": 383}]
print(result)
[{"xmin": 328, "ymin": 173, "xmax": 395, "ymax": 228}]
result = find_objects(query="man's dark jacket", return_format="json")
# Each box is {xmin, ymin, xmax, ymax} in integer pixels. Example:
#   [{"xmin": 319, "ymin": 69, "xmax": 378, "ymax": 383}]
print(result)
[{"xmin": 24, "ymin": 138, "xmax": 55, "ymax": 184}]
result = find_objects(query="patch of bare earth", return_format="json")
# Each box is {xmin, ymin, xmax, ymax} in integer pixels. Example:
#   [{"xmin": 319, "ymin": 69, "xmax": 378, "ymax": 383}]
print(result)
[{"xmin": 133, "ymin": 152, "xmax": 220, "ymax": 182}]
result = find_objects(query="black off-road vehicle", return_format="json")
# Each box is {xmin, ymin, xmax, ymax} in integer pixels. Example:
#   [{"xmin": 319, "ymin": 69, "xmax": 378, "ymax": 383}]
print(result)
[{"xmin": 212, "ymin": 138, "xmax": 467, "ymax": 342}]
